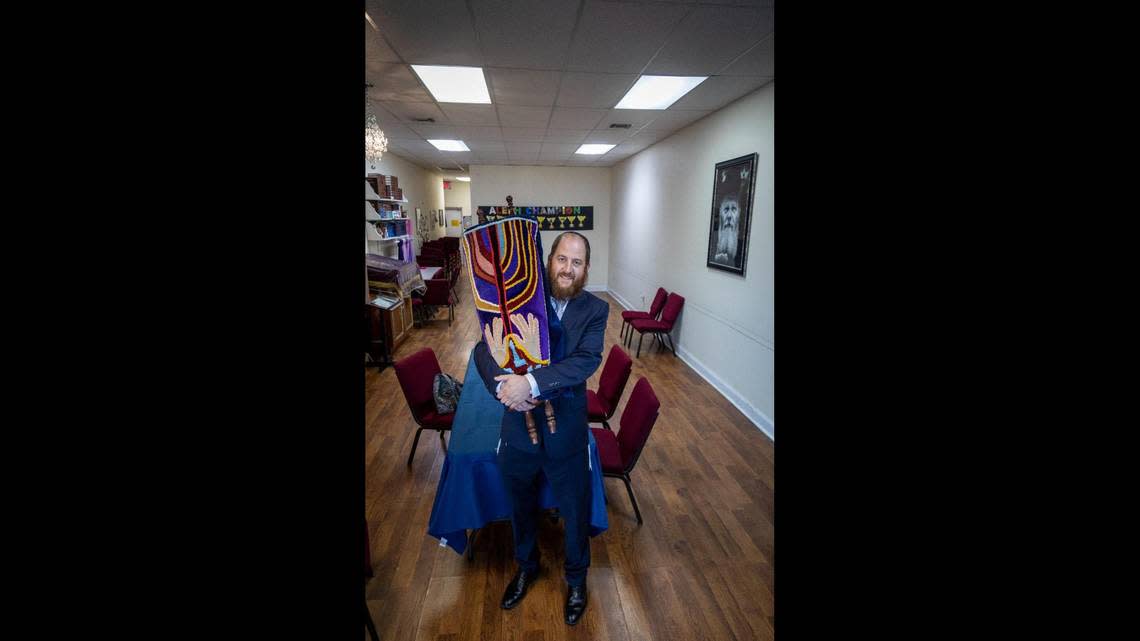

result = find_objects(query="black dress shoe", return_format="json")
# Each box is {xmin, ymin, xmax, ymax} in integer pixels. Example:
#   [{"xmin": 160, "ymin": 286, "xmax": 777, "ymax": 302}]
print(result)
[
  {"xmin": 564, "ymin": 584, "xmax": 587, "ymax": 625},
  {"xmin": 500, "ymin": 568, "xmax": 539, "ymax": 610}
]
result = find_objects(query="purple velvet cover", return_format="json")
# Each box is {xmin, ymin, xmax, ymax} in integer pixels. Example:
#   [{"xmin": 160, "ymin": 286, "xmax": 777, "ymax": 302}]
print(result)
[{"xmin": 461, "ymin": 217, "xmax": 550, "ymax": 375}]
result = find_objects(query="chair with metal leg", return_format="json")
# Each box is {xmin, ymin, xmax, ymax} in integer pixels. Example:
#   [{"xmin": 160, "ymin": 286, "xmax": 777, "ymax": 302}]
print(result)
[
  {"xmin": 589, "ymin": 377, "xmax": 660, "ymax": 524},
  {"xmin": 620, "ymin": 287, "xmax": 667, "ymax": 345},
  {"xmin": 628, "ymin": 293, "xmax": 685, "ymax": 357},
  {"xmin": 587, "ymin": 344, "xmax": 633, "ymax": 431},
  {"xmin": 393, "ymin": 348, "xmax": 455, "ymax": 466}
]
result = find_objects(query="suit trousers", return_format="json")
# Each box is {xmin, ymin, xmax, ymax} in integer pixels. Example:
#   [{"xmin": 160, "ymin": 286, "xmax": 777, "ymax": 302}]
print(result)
[{"xmin": 497, "ymin": 442, "xmax": 592, "ymax": 587}]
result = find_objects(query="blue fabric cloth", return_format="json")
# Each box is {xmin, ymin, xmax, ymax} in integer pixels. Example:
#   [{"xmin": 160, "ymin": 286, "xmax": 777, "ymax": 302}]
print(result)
[{"xmin": 427, "ymin": 347, "xmax": 609, "ymax": 555}]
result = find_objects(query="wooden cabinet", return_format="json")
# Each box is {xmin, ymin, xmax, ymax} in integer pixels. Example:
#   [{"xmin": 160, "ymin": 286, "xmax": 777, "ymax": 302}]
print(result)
[
  {"xmin": 381, "ymin": 294, "xmax": 413, "ymax": 357},
  {"xmin": 368, "ymin": 279, "xmax": 414, "ymax": 363}
]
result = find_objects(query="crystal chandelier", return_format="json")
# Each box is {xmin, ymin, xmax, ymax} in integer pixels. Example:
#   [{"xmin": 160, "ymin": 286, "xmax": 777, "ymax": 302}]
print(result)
[{"xmin": 365, "ymin": 83, "xmax": 388, "ymax": 169}]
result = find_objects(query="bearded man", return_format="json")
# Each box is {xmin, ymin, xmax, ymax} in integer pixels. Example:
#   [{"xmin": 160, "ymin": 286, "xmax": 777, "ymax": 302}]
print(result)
[
  {"xmin": 715, "ymin": 195, "xmax": 740, "ymax": 264},
  {"xmin": 472, "ymin": 231, "xmax": 608, "ymax": 626}
]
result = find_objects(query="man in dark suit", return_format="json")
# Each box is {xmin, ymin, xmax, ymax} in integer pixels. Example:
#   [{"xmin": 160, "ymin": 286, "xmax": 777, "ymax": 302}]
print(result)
[{"xmin": 473, "ymin": 231, "xmax": 607, "ymax": 626}]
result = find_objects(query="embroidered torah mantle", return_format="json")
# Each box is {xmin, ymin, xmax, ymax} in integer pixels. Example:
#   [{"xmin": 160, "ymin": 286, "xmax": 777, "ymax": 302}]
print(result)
[{"xmin": 462, "ymin": 216, "xmax": 552, "ymax": 377}]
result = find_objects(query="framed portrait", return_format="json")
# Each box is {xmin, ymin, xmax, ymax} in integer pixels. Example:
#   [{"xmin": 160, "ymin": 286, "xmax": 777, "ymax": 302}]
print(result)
[{"xmin": 706, "ymin": 153, "xmax": 758, "ymax": 276}]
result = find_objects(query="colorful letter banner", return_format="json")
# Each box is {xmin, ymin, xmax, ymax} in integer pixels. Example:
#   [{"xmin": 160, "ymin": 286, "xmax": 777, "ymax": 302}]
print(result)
[{"xmin": 476, "ymin": 206, "xmax": 593, "ymax": 231}]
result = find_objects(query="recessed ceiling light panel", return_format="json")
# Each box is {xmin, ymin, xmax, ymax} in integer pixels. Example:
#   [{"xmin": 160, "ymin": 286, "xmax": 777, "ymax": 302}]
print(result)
[
  {"xmin": 575, "ymin": 144, "xmax": 616, "ymax": 155},
  {"xmin": 411, "ymin": 65, "xmax": 492, "ymax": 104},
  {"xmin": 615, "ymin": 75, "xmax": 707, "ymax": 110},
  {"xmin": 428, "ymin": 140, "xmax": 471, "ymax": 152}
]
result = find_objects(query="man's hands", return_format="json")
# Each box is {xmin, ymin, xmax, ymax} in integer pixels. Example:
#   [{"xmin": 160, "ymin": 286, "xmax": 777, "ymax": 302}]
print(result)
[
  {"xmin": 495, "ymin": 374, "xmax": 537, "ymax": 412},
  {"xmin": 486, "ymin": 313, "xmax": 543, "ymax": 411}
]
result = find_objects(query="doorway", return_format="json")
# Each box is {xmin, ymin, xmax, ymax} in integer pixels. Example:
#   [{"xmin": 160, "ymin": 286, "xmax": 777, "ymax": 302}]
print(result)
[{"xmin": 445, "ymin": 207, "xmax": 463, "ymax": 237}]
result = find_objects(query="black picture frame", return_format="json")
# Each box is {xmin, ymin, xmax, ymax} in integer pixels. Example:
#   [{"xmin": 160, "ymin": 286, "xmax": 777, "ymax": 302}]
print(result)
[{"xmin": 706, "ymin": 153, "xmax": 758, "ymax": 276}]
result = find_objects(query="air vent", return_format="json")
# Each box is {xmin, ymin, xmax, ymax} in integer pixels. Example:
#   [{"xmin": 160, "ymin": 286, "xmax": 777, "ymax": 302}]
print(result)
[
  {"xmin": 609, "ymin": 123, "xmax": 632, "ymax": 129},
  {"xmin": 414, "ymin": 117, "xmax": 436, "ymax": 123}
]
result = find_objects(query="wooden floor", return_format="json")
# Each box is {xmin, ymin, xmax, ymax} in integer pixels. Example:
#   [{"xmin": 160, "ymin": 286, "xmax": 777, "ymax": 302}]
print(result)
[{"xmin": 366, "ymin": 281, "xmax": 774, "ymax": 641}]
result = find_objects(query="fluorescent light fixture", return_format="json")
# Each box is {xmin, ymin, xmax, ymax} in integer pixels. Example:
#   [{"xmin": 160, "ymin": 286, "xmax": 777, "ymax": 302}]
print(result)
[
  {"xmin": 428, "ymin": 139, "xmax": 470, "ymax": 152},
  {"xmin": 615, "ymin": 75, "xmax": 708, "ymax": 110},
  {"xmin": 454, "ymin": 176, "xmax": 471, "ymax": 182},
  {"xmin": 575, "ymin": 144, "xmax": 616, "ymax": 155},
  {"xmin": 410, "ymin": 65, "xmax": 491, "ymax": 104}
]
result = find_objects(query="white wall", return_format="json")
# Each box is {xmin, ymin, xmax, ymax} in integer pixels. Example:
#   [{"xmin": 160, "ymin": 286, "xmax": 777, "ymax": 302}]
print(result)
[
  {"xmin": 609, "ymin": 83, "xmax": 774, "ymax": 437},
  {"xmin": 469, "ymin": 166, "xmax": 611, "ymax": 291},
  {"xmin": 365, "ymin": 154, "xmax": 446, "ymax": 257},
  {"xmin": 443, "ymin": 179, "xmax": 471, "ymax": 219}
]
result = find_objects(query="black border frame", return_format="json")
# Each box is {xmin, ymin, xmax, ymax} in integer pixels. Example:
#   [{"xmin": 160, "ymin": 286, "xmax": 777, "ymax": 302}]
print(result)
[{"xmin": 706, "ymin": 152, "xmax": 759, "ymax": 276}]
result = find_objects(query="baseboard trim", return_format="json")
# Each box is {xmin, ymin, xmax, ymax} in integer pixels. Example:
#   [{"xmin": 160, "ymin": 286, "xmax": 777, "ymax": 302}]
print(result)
[
  {"xmin": 606, "ymin": 289, "xmax": 636, "ymax": 312},
  {"xmin": 676, "ymin": 346, "xmax": 775, "ymax": 441},
  {"xmin": 607, "ymin": 288, "xmax": 774, "ymax": 440}
]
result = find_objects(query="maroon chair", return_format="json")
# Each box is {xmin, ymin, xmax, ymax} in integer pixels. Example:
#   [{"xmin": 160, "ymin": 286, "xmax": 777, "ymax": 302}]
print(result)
[
  {"xmin": 411, "ymin": 272, "xmax": 456, "ymax": 326},
  {"xmin": 628, "ymin": 293, "xmax": 685, "ymax": 357},
  {"xmin": 589, "ymin": 377, "xmax": 661, "ymax": 524},
  {"xmin": 621, "ymin": 288, "xmax": 667, "ymax": 343},
  {"xmin": 587, "ymin": 345, "xmax": 633, "ymax": 431},
  {"xmin": 393, "ymin": 348, "xmax": 455, "ymax": 466}
]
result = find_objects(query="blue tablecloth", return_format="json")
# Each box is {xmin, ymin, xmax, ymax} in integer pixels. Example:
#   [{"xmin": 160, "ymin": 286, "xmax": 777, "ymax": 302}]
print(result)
[{"xmin": 427, "ymin": 347, "xmax": 609, "ymax": 555}]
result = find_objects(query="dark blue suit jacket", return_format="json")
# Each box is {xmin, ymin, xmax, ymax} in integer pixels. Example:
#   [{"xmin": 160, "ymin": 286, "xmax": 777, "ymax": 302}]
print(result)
[{"xmin": 474, "ymin": 290, "xmax": 609, "ymax": 459}]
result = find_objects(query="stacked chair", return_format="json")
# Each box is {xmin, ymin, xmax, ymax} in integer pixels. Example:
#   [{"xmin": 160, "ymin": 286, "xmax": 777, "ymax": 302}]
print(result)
[
  {"xmin": 620, "ymin": 287, "xmax": 667, "ymax": 344},
  {"xmin": 628, "ymin": 292, "xmax": 685, "ymax": 357}
]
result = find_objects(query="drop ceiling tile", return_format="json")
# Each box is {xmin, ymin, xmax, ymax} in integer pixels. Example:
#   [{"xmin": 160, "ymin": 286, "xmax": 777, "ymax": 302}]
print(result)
[
  {"xmin": 500, "ymin": 127, "xmax": 549, "ymax": 142},
  {"xmin": 453, "ymin": 125, "xmax": 504, "ymax": 141},
  {"xmin": 365, "ymin": 23, "xmax": 400, "ymax": 65},
  {"xmin": 643, "ymin": 5, "xmax": 774, "ymax": 75},
  {"xmin": 543, "ymin": 129, "xmax": 591, "ymax": 143},
  {"xmin": 640, "ymin": 109, "xmax": 711, "ymax": 131},
  {"xmin": 548, "ymin": 108, "xmax": 607, "ymax": 130},
  {"xmin": 471, "ymin": 0, "xmax": 580, "ymax": 69},
  {"xmin": 507, "ymin": 151, "xmax": 540, "ymax": 163},
  {"xmin": 601, "ymin": 108, "xmax": 659, "ymax": 129},
  {"xmin": 496, "ymin": 104, "xmax": 553, "ymax": 128},
  {"xmin": 565, "ymin": 1, "xmax": 691, "ymax": 73},
  {"xmin": 367, "ymin": 100, "xmax": 403, "ymax": 127},
  {"xmin": 505, "ymin": 141, "xmax": 542, "ymax": 155},
  {"xmin": 668, "ymin": 76, "xmax": 767, "ymax": 110},
  {"xmin": 439, "ymin": 104, "xmax": 500, "ymax": 126},
  {"xmin": 581, "ymin": 128, "xmax": 633, "ymax": 144},
  {"xmin": 379, "ymin": 102, "xmax": 448, "ymax": 123},
  {"xmin": 628, "ymin": 131, "xmax": 664, "ymax": 146},
  {"xmin": 555, "ymin": 72, "xmax": 638, "ymax": 109},
  {"xmin": 375, "ymin": 123, "xmax": 420, "ymax": 140},
  {"xmin": 409, "ymin": 123, "xmax": 465, "ymax": 139},
  {"xmin": 366, "ymin": 63, "xmax": 434, "ymax": 102},
  {"xmin": 538, "ymin": 143, "xmax": 578, "ymax": 157},
  {"xmin": 718, "ymin": 35, "xmax": 774, "ymax": 76},
  {"xmin": 467, "ymin": 140, "xmax": 507, "ymax": 153},
  {"xmin": 393, "ymin": 140, "xmax": 440, "ymax": 155},
  {"xmin": 365, "ymin": 0, "xmax": 484, "ymax": 65},
  {"xmin": 487, "ymin": 68, "xmax": 562, "ymax": 107}
]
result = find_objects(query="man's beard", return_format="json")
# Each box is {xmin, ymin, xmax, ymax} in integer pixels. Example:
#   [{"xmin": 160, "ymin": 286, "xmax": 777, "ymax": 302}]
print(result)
[{"xmin": 548, "ymin": 263, "xmax": 587, "ymax": 300}]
